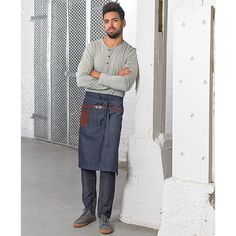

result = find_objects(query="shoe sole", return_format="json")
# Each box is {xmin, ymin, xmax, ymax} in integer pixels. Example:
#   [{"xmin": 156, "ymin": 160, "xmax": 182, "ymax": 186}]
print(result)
[
  {"xmin": 99, "ymin": 228, "xmax": 113, "ymax": 234},
  {"xmin": 73, "ymin": 218, "xmax": 96, "ymax": 228}
]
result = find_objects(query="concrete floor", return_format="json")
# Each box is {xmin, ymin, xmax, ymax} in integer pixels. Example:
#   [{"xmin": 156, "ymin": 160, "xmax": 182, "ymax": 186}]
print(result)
[{"xmin": 22, "ymin": 137, "xmax": 158, "ymax": 236}]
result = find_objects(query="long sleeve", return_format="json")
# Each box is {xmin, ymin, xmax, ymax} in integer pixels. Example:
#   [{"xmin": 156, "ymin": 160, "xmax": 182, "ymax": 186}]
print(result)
[
  {"xmin": 97, "ymin": 48, "xmax": 138, "ymax": 92},
  {"xmin": 76, "ymin": 43, "xmax": 109, "ymax": 90}
]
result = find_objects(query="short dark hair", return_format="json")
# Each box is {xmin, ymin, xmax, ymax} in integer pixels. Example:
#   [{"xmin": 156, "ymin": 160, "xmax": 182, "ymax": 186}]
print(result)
[{"xmin": 102, "ymin": 2, "xmax": 125, "ymax": 20}]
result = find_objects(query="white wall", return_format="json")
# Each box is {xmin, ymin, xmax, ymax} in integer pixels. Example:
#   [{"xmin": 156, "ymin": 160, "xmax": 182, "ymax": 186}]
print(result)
[
  {"xmin": 21, "ymin": 0, "xmax": 34, "ymax": 138},
  {"xmin": 118, "ymin": 0, "xmax": 137, "ymax": 162},
  {"xmin": 170, "ymin": 0, "xmax": 214, "ymax": 183},
  {"xmin": 158, "ymin": 1, "xmax": 215, "ymax": 235},
  {"xmin": 165, "ymin": 0, "xmax": 215, "ymax": 136},
  {"xmin": 120, "ymin": 0, "xmax": 164, "ymax": 228}
]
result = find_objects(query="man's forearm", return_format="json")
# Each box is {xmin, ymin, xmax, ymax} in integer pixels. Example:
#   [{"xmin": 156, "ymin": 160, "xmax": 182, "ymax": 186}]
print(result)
[
  {"xmin": 89, "ymin": 67, "xmax": 134, "ymax": 91},
  {"xmin": 89, "ymin": 66, "xmax": 131, "ymax": 80},
  {"xmin": 76, "ymin": 73, "xmax": 110, "ymax": 90}
]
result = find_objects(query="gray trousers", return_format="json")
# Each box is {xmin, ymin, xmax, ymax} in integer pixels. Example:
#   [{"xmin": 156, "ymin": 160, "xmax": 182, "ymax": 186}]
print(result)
[{"xmin": 81, "ymin": 168, "xmax": 116, "ymax": 218}]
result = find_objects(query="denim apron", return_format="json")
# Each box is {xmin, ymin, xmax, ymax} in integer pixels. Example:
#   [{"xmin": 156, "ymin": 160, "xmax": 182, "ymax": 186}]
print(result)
[{"xmin": 78, "ymin": 91, "xmax": 124, "ymax": 174}]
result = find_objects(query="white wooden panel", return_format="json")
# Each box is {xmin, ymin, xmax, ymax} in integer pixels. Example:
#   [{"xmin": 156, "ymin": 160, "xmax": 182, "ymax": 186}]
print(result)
[{"xmin": 172, "ymin": 5, "xmax": 212, "ymax": 183}]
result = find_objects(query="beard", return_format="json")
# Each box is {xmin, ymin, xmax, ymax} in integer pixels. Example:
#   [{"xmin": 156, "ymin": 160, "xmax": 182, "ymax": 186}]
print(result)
[{"xmin": 106, "ymin": 28, "xmax": 123, "ymax": 39}]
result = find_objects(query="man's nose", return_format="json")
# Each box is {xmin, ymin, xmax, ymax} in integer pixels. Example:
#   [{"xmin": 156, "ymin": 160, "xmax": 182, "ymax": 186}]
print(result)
[{"xmin": 108, "ymin": 21, "xmax": 114, "ymax": 27}]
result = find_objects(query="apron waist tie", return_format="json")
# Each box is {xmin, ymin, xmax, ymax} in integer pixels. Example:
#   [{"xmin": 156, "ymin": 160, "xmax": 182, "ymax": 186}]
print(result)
[
  {"xmin": 104, "ymin": 109, "xmax": 110, "ymax": 147},
  {"xmin": 82, "ymin": 104, "xmax": 123, "ymax": 113}
]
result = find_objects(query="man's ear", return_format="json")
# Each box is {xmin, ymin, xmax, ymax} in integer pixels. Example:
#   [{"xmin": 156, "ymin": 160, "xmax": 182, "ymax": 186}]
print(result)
[{"xmin": 123, "ymin": 20, "xmax": 126, "ymax": 27}]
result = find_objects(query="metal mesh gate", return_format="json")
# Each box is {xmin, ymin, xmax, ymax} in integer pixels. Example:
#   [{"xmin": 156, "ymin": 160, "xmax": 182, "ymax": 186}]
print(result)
[
  {"xmin": 51, "ymin": 0, "xmax": 67, "ymax": 145},
  {"xmin": 68, "ymin": 0, "xmax": 86, "ymax": 147},
  {"xmin": 91, "ymin": 0, "xmax": 110, "ymax": 41},
  {"xmin": 33, "ymin": 0, "xmax": 49, "ymax": 140},
  {"xmin": 33, "ymin": 0, "xmax": 111, "ymax": 147}
]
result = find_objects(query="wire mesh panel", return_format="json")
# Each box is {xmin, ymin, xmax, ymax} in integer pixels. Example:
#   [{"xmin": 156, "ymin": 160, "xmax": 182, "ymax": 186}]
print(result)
[
  {"xmin": 68, "ymin": 0, "xmax": 86, "ymax": 147},
  {"xmin": 90, "ymin": 0, "xmax": 110, "ymax": 42},
  {"xmin": 51, "ymin": 0, "xmax": 68, "ymax": 144},
  {"xmin": 34, "ymin": 0, "xmax": 49, "ymax": 140},
  {"xmin": 34, "ymin": 0, "xmax": 113, "ymax": 147}
]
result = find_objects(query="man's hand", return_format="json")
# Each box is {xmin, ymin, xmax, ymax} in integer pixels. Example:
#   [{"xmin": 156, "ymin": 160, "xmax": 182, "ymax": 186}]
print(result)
[
  {"xmin": 117, "ymin": 66, "xmax": 132, "ymax": 77},
  {"xmin": 89, "ymin": 70, "xmax": 101, "ymax": 79}
]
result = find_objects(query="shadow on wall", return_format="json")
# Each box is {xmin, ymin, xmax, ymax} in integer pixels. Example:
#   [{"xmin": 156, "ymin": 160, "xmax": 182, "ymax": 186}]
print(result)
[{"xmin": 161, "ymin": 144, "xmax": 172, "ymax": 180}]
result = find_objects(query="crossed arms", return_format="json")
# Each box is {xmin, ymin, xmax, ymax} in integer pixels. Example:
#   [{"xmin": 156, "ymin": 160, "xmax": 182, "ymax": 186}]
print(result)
[
  {"xmin": 89, "ymin": 66, "xmax": 132, "ymax": 79},
  {"xmin": 76, "ymin": 43, "xmax": 138, "ymax": 92}
]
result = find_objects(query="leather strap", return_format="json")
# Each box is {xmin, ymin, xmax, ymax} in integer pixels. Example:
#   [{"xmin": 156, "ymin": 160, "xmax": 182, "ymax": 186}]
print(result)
[{"xmin": 82, "ymin": 104, "xmax": 123, "ymax": 113}]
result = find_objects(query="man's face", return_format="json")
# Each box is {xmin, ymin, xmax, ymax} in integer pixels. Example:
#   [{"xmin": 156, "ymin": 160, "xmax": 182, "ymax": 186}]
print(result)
[{"xmin": 103, "ymin": 11, "xmax": 125, "ymax": 39}]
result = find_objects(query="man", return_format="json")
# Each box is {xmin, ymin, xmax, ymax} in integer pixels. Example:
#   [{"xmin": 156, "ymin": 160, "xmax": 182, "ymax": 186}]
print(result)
[{"xmin": 73, "ymin": 2, "xmax": 138, "ymax": 234}]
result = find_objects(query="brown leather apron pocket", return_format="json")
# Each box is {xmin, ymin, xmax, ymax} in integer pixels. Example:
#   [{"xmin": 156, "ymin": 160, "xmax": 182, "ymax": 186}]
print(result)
[{"xmin": 80, "ymin": 109, "xmax": 90, "ymax": 127}]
